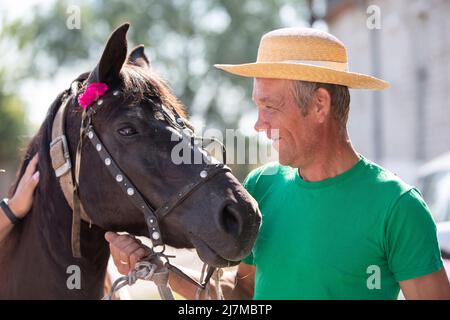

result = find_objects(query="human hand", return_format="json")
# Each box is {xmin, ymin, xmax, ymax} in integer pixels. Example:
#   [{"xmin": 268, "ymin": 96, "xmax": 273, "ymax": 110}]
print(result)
[
  {"xmin": 8, "ymin": 154, "xmax": 39, "ymax": 218},
  {"xmin": 105, "ymin": 231, "xmax": 152, "ymax": 275}
]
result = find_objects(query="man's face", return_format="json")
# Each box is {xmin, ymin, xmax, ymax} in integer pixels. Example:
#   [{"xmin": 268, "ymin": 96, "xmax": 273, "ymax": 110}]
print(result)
[{"xmin": 252, "ymin": 78, "xmax": 319, "ymax": 168}]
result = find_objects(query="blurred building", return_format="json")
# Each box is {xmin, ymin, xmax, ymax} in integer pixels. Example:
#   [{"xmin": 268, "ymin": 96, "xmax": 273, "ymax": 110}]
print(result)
[{"xmin": 325, "ymin": 0, "xmax": 450, "ymax": 184}]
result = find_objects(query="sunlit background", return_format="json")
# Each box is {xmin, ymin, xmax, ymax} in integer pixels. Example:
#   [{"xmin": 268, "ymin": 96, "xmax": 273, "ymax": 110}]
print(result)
[
  {"xmin": 1, "ymin": 0, "xmax": 450, "ymax": 299},
  {"xmin": 1, "ymin": 0, "xmax": 450, "ymax": 221}
]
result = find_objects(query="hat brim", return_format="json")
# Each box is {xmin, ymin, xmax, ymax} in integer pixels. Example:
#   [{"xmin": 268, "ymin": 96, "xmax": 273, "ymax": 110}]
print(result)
[{"xmin": 214, "ymin": 62, "xmax": 389, "ymax": 90}]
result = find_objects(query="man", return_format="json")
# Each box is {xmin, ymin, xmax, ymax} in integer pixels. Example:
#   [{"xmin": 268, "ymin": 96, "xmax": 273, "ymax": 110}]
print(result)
[{"xmin": 106, "ymin": 27, "xmax": 450, "ymax": 299}]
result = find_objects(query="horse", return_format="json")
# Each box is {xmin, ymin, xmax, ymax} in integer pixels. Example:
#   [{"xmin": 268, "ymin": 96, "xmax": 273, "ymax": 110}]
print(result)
[{"xmin": 0, "ymin": 23, "xmax": 261, "ymax": 299}]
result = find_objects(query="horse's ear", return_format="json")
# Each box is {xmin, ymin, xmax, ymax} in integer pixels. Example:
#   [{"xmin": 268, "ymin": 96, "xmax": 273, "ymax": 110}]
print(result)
[
  {"xmin": 128, "ymin": 45, "xmax": 151, "ymax": 69},
  {"xmin": 87, "ymin": 23, "xmax": 130, "ymax": 84}
]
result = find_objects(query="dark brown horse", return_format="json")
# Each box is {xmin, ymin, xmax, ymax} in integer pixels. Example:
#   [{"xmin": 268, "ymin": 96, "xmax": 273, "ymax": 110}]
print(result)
[{"xmin": 0, "ymin": 24, "xmax": 260, "ymax": 299}]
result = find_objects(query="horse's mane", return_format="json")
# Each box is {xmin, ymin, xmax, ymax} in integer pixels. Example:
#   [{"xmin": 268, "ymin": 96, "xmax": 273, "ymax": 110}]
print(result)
[
  {"xmin": 0, "ymin": 85, "xmax": 66, "ymax": 258},
  {"xmin": 120, "ymin": 64, "xmax": 189, "ymax": 119}
]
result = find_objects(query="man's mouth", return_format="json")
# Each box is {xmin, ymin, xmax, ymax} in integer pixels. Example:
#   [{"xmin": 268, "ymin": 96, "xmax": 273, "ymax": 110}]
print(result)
[{"xmin": 271, "ymin": 137, "xmax": 281, "ymax": 146}]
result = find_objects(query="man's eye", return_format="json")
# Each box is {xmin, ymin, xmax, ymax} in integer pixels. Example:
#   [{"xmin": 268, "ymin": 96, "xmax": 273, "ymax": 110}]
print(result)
[{"xmin": 118, "ymin": 127, "xmax": 138, "ymax": 136}]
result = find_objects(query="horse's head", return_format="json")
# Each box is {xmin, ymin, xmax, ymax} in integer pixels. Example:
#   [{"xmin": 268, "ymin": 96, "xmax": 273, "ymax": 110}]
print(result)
[{"xmin": 62, "ymin": 24, "xmax": 260, "ymax": 267}]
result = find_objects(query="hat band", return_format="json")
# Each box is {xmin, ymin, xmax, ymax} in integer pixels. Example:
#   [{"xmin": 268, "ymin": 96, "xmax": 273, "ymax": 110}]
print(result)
[{"xmin": 282, "ymin": 60, "xmax": 349, "ymax": 72}]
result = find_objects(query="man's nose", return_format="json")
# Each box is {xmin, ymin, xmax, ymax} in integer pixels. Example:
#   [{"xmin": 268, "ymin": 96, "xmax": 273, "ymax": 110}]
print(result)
[{"xmin": 254, "ymin": 111, "xmax": 268, "ymax": 132}]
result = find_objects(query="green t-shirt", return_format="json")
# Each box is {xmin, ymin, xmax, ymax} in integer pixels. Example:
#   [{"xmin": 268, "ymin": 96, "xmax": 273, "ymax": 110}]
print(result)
[{"xmin": 242, "ymin": 156, "xmax": 443, "ymax": 300}]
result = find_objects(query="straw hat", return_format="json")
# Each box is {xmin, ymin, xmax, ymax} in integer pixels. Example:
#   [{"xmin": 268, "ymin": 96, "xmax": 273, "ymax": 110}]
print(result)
[{"xmin": 214, "ymin": 27, "xmax": 389, "ymax": 90}]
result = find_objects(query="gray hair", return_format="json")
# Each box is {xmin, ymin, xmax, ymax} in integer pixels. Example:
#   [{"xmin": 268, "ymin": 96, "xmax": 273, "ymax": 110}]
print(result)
[{"xmin": 289, "ymin": 80, "xmax": 351, "ymax": 129}]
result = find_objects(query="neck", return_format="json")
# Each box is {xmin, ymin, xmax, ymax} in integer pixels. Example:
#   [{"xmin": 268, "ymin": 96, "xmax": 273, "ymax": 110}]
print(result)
[
  {"xmin": 297, "ymin": 129, "xmax": 360, "ymax": 182},
  {"xmin": 0, "ymin": 170, "xmax": 110, "ymax": 299}
]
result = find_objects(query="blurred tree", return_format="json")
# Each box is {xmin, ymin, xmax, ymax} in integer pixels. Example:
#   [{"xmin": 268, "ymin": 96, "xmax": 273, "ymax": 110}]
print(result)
[
  {"xmin": 0, "ymin": 71, "xmax": 28, "ymax": 164},
  {"xmin": 1, "ymin": 0, "xmax": 310, "ymax": 180}
]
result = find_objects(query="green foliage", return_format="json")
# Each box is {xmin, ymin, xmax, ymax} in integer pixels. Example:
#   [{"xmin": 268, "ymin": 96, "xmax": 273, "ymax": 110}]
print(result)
[{"xmin": 0, "ymin": 74, "xmax": 27, "ymax": 163}]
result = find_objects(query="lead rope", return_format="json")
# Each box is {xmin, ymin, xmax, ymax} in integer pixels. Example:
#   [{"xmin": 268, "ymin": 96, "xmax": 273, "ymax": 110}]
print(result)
[
  {"xmin": 102, "ymin": 256, "xmax": 175, "ymax": 300},
  {"xmin": 103, "ymin": 260, "xmax": 225, "ymax": 300},
  {"xmin": 195, "ymin": 264, "xmax": 224, "ymax": 300},
  {"xmin": 195, "ymin": 264, "xmax": 209, "ymax": 300},
  {"xmin": 153, "ymin": 267, "xmax": 175, "ymax": 300},
  {"xmin": 213, "ymin": 268, "xmax": 224, "ymax": 300}
]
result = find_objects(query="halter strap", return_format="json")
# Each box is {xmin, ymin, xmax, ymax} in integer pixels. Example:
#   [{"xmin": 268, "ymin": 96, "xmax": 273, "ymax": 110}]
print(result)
[
  {"xmin": 84, "ymin": 125, "xmax": 164, "ymax": 247},
  {"xmin": 50, "ymin": 94, "xmax": 92, "ymax": 258}
]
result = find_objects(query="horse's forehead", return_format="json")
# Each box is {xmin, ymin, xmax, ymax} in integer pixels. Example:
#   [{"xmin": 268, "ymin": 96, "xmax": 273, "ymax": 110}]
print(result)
[
  {"xmin": 103, "ymin": 93, "xmax": 156, "ymax": 112},
  {"xmin": 105, "ymin": 97, "xmax": 175, "ymax": 125},
  {"xmin": 123, "ymin": 108, "xmax": 146, "ymax": 120}
]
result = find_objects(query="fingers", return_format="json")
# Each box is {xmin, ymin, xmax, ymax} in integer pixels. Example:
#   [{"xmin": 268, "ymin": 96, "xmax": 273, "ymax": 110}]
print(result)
[
  {"xmin": 105, "ymin": 232, "xmax": 150, "ymax": 275},
  {"xmin": 110, "ymin": 243, "xmax": 128, "ymax": 275},
  {"xmin": 24, "ymin": 154, "xmax": 40, "ymax": 192},
  {"xmin": 119, "ymin": 241, "xmax": 140, "ymax": 268},
  {"xmin": 14, "ymin": 153, "xmax": 39, "ymax": 197},
  {"xmin": 24, "ymin": 154, "xmax": 39, "ymax": 179},
  {"xmin": 104, "ymin": 231, "xmax": 118, "ymax": 242},
  {"xmin": 105, "ymin": 232, "xmax": 128, "ymax": 273},
  {"xmin": 9, "ymin": 154, "xmax": 40, "ymax": 218},
  {"xmin": 129, "ymin": 246, "xmax": 151, "ymax": 269},
  {"xmin": 25, "ymin": 171, "xmax": 40, "ymax": 193}
]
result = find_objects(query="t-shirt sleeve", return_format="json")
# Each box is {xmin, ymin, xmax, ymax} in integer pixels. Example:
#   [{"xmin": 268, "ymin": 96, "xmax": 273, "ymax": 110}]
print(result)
[
  {"xmin": 385, "ymin": 188, "xmax": 444, "ymax": 282},
  {"xmin": 242, "ymin": 172, "xmax": 255, "ymax": 193}
]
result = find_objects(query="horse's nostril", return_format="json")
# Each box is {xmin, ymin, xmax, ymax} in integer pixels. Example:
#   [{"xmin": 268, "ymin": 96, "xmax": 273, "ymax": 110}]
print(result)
[{"xmin": 220, "ymin": 204, "xmax": 243, "ymax": 237}]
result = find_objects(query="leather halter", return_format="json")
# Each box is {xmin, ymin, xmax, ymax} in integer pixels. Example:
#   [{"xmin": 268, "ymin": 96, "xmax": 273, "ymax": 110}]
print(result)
[
  {"xmin": 50, "ymin": 83, "xmax": 230, "ymax": 262},
  {"xmin": 50, "ymin": 92, "xmax": 91, "ymax": 257}
]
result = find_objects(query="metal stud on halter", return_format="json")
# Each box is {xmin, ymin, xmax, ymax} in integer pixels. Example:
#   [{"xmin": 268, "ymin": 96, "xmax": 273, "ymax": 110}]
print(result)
[
  {"xmin": 127, "ymin": 188, "xmax": 135, "ymax": 196},
  {"xmin": 152, "ymin": 232, "xmax": 161, "ymax": 240}
]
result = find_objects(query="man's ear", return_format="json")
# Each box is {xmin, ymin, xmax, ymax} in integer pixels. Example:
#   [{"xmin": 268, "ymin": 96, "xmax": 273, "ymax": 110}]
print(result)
[
  {"xmin": 128, "ymin": 45, "xmax": 151, "ymax": 69},
  {"xmin": 87, "ymin": 23, "xmax": 130, "ymax": 85},
  {"xmin": 314, "ymin": 88, "xmax": 332, "ymax": 123}
]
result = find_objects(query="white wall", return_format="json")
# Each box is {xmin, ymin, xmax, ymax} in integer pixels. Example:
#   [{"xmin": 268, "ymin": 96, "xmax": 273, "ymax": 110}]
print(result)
[{"xmin": 327, "ymin": 0, "xmax": 450, "ymax": 185}]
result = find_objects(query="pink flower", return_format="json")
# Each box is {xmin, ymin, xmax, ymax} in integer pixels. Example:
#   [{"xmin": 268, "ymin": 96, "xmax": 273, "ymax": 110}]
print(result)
[{"xmin": 77, "ymin": 82, "xmax": 109, "ymax": 110}]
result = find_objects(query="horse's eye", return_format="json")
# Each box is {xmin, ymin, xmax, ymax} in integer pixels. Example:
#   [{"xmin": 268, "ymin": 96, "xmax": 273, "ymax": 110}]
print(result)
[{"xmin": 118, "ymin": 127, "xmax": 138, "ymax": 136}]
